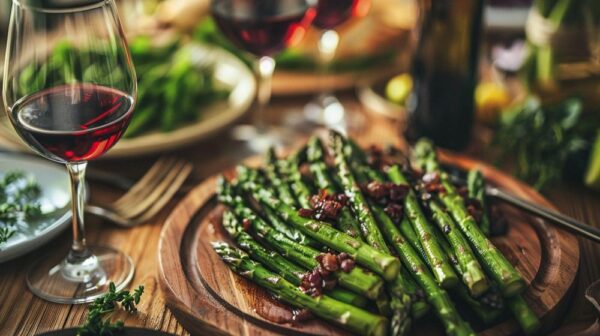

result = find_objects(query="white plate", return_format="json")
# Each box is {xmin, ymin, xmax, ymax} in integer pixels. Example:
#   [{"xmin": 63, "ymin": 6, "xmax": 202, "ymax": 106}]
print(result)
[
  {"xmin": 0, "ymin": 153, "xmax": 71, "ymax": 263},
  {"xmin": 0, "ymin": 42, "xmax": 256, "ymax": 159}
]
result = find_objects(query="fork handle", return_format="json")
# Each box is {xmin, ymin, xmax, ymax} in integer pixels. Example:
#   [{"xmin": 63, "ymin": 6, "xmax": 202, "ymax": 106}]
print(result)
[{"xmin": 489, "ymin": 187, "xmax": 600, "ymax": 243}]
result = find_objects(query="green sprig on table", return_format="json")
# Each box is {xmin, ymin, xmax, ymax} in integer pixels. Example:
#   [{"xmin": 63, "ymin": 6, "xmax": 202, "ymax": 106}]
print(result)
[
  {"xmin": 77, "ymin": 282, "xmax": 144, "ymax": 336},
  {"xmin": 0, "ymin": 171, "xmax": 42, "ymax": 246}
]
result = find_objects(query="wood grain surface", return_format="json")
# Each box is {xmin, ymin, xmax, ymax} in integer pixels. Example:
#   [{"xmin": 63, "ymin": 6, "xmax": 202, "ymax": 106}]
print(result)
[
  {"xmin": 158, "ymin": 148, "xmax": 579, "ymax": 335},
  {"xmin": 0, "ymin": 95, "xmax": 598, "ymax": 336}
]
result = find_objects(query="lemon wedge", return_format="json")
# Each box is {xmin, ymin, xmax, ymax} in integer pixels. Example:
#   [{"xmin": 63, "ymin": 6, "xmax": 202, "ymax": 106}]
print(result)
[
  {"xmin": 475, "ymin": 82, "xmax": 511, "ymax": 125},
  {"xmin": 385, "ymin": 74, "xmax": 413, "ymax": 105}
]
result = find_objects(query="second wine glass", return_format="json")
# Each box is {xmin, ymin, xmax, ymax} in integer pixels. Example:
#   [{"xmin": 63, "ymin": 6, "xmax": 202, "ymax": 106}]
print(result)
[
  {"xmin": 211, "ymin": 0, "xmax": 316, "ymax": 152},
  {"xmin": 304, "ymin": 0, "xmax": 370, "ymax": 129}
]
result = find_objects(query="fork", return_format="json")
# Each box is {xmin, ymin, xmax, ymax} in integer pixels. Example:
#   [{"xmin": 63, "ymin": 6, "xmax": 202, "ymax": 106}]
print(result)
[
  {"xmin": 86, "ymin": 157, "xmax": 193, "ymax": 227},
  {"xmin": 444, "ymin": 164, "xmax": 600, "ymax": 243}
]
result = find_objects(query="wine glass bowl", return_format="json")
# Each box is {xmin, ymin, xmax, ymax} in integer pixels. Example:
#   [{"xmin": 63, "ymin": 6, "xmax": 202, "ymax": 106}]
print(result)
[
  {"xmin": 212, "ymin": 0, "xmax": 315, "ymax": 57},
  {"xmin": 3, "ymin": 0, "xmax": 136, "ymax": 304},
  {"xmin": 312, "ymin": 0, "xmax": 359, "ymax": 30}
]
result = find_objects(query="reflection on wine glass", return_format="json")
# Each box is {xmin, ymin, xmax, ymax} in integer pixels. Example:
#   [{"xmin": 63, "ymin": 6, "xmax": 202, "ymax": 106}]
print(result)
[
  {"xmin": 3, "ymin": 0, "xmax": 136, "ymax": 303},
  {"xmin": 304, "ymin": 0, "xmax": 371, "ymax": 130},
  {"xmin": 211, "ymin": 0, "xmax": 315, "ymax": 152}
]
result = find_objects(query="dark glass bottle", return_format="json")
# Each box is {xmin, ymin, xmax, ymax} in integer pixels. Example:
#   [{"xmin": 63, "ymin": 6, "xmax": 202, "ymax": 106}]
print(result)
[{"xmin": 405, "ymin": 0, "xmax": 485, "ymax": 150}]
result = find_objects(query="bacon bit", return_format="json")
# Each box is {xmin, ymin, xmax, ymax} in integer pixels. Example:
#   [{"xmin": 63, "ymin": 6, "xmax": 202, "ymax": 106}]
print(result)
[
  {"xmin": 300, "ymin": 251, "xmax": 357, "ymax": 294},
  {"xmin": 300, "ymin": 270, "xmax": 323, "ymax": 297},
  {"xmin": 365, "ymin": 181, "xmax": 387, "ymax": 199},
  {"xmin": 388, "ymin": 183, "xmax": 409, "ymax": 201},
  {"xmin": 363, "ymin": 181, "xmax": 410, "ymax": 203},
  {"xmin": 417, "ymin": 172, "xmax": 446, "ymax": 197},
  {"xmin": 335, "ymin": 193, "xmax": 349, "ymax": 206},
  {"xmin": 242, "ymin": 218, "xmax": 251, "ymax": 231},
  {"xmin": 384, "ymin": 203, "xmax": 404, "ymax": 223},
  {"xmin": 320, "ymin": 253, "xmax": 339, "ymax": 272},
  {"xmin": 340, "ymin": 259, "xmax": 355, "ymax": 272},
  {"xmin": 315, "ymin": 253, "xmax": 324, "ymax": 263},
  {"xmin": 298, "ymin": 208, "xmax": 315, "ymax": 218},
  {"xmin": 317, "ymin": 265, "xmax": 331, "ymax": 277},
  {"xmin": 309, "ymin": 189, "xmax": 347, "ymax": 221},
  {"xmin": 337, "ymin": 252, "xmax": 351, "ymax": 261}
]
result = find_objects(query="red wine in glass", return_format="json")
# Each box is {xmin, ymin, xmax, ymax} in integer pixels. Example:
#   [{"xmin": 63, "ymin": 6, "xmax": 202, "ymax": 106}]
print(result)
[
  {"xmin": 9, "ymin": 83, "xmax": 134, "ymax": 163},
  {"xmin": 312, "ymin": 0, "xmax": 357, "ymax": 29},
  {"xmin": 212, "ymin": 0, "xmax": 316, "ymax": 56}
]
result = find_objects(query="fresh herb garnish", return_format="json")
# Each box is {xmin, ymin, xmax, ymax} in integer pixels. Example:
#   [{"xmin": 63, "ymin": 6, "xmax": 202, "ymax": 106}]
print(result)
[
  {"xmin": 77, "ymin": 282, "xmax": 144, "ymax": 336},
  {"xmin": 493, "ymin": 97, "xmax": 599, "ymax": 189},
  {"xmin": 0, "ymin": 171, "xmax": 42, "ymax": 246}
]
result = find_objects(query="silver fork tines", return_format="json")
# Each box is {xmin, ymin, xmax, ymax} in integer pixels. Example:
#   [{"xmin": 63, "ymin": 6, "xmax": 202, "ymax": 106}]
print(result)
[{"xmin": 86, "ymin": 157, "xmax": 193, "ymax": 227}]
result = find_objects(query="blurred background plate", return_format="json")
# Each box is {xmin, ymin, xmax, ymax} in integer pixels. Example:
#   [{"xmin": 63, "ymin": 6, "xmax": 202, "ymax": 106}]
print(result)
[
  {"xmin": 0, "ymin": 153, "xmax": 71, "ymax": 263},
  {"xmin": 0, "ymin": 42, "xmax": 255, "ymax": 159}
]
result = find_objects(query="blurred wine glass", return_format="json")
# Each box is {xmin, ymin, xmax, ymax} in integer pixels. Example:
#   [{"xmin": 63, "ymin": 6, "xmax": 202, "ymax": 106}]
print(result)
[
  {"xmin": 303, "ymin": 0, "xmax": 371, "ymax": 130},
  {"xmin": 211, "ymin": 0, "xmax": 316, "ymax": 152}
]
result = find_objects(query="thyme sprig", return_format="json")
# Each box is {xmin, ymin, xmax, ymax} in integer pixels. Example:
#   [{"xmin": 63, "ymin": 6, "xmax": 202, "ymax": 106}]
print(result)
[{"xmin": 77, "ymin": 282, "xmax": 144, "ymax": 336}]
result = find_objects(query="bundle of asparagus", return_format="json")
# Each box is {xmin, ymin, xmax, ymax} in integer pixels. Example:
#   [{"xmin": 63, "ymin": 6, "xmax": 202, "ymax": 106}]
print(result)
[{"xmin": 212, "ymin": 130, "xmax": 540, "ymax": 336}]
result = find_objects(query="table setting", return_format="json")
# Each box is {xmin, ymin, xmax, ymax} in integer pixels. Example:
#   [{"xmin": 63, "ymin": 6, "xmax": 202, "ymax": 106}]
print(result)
[{"xmin": 0, "ymin": 0, "xmax": 599, "ymax": 335}]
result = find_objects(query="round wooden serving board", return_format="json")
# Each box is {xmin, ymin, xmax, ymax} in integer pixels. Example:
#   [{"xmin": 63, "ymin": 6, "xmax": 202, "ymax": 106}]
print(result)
[{"xmin": 158, "ymin": 153, "xmax": 580, "ymax": 336}]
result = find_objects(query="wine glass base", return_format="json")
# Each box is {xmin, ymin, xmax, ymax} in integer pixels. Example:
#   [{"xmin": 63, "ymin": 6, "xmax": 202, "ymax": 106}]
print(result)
[
  {"xmin": 231, "ymin": 124, "xmax": 299, "ymax": 153},
  {"xmin": 26, "ymin": 245, "xmax": 134, "ymax": 304},
  {"xmin": 302, "ymin": 93, "xmax": 365, "ymax": 133}
]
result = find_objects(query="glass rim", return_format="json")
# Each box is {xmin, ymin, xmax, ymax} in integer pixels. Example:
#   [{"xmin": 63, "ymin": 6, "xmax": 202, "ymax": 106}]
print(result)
[{"xmin": 12, "ymin": 0, "xmax": 113, "ymax": 14}]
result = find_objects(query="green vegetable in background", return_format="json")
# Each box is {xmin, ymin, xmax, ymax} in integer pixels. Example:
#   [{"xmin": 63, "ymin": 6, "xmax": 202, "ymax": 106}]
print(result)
[
  {"xmin": 0, "ymin": 171, "xmax": 42, "ymax": 246},
  {"xmin": 493, "ymin": 97, "xmax": 600, "ymax": 190},
  {"xmin": 125, "ymin": 39, "xmax": 230, "ymax": 137}
]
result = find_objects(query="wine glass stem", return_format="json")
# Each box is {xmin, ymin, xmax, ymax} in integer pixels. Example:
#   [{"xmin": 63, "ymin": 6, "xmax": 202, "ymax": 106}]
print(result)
[
  {"xmin": 254, "ymin": 56, "xmax": 275, "ymax": 132},
  {"xmin": 317, "ymin": 29, "xmax": 340, "ymax": 95},
  {"xmin": 66, "ymin": 161, "xmax": 89, "ymax": 262}
]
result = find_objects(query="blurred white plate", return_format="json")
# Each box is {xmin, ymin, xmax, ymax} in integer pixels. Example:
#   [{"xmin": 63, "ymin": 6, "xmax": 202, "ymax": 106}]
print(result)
[{"xmin": 0, "ymin": 153, "xmax": 71, "ymax": 263}]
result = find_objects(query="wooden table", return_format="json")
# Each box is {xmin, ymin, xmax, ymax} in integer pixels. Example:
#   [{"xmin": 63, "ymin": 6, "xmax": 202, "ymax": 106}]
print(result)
[{"xmin": 0, "ymin": 94, "xmax": 599, "ymax": 335}]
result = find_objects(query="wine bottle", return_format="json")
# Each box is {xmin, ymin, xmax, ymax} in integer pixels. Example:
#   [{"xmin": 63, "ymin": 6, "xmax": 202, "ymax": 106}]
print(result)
[{"xmin": 405, "ymin": 0, "xmax": 485, "ymax": 150}]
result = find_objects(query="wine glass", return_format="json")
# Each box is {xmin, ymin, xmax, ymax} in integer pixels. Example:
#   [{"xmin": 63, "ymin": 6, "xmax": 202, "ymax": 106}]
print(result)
[
  {"xmin": 303, "ymin": 0, "xmax": 370, "ymax": 129},
  {"xmin": 3, "ymin": 0, "xmax": 136, "ymax": 303},
  {"xmin": 211, "ymin": 0, "xmax": 316, "ymax": 152}
]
